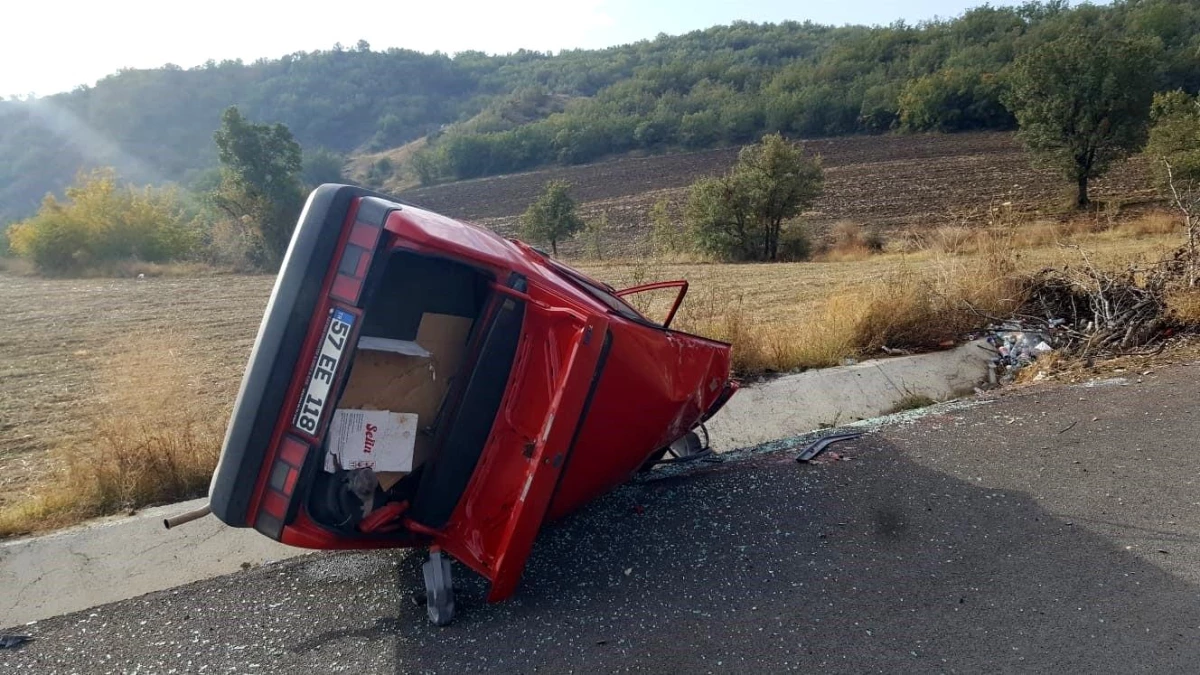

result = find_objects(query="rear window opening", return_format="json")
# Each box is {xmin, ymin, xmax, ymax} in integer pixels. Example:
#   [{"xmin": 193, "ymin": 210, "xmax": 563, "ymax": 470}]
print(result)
[{"xmin": 305, "ymin": 249, "xmax": 501, "ymax": 537}]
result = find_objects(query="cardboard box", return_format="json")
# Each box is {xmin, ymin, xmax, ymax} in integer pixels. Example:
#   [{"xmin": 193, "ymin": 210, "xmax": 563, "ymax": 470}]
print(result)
[{"xmin": 336, "ymin": 313, "xmax": 474, "ymax": 488}]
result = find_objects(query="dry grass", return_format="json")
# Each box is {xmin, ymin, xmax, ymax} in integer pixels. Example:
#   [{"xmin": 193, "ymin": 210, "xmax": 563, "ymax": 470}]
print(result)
[
  {"xmin": 899, "ymin": 212, "xmax": 1181, "ymax": 258},
  {"xmin": 814, "ymin": 221, "xmax": 885, "ymax": 262},
  {"xmin": 1167, "ymin": 288, "xmax": 1200, "ymax": 326},
  {"xmin": 1013, "ymin": 350, "xmax": 1067, "ymax": 384},
  {"xmin": 886, "ymin": 393, "xmax": 938, "ymax": 414},
  {"xmin": 0, "ymin": 332, "xmax": 225, "ymax": 537},
  {"xmin": 1123, "ymin": 211, "xmax": 1179, "ymax": 237},
  {"xmin": 641, "ymin": 250, "xmax": 1019, "ymax": 373},
  {"xmin": 1, "ymin": 253, "xmax": 230, "ymax": 279},
  {"xmin": 578, "ymin": 212, "xmax": 1180, "ymax": 375},
  {"xmin": 346, "ymin": 137, "xmax": 427, "ymax": 193}
]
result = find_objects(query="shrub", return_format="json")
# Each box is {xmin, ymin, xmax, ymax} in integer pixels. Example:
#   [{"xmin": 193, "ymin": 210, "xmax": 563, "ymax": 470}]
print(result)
[
  {"xmin": 584, "ymin": 211, "xmax": 608, "ymax": 260},
  {"xmin": 8, "ymin": 169, "xmax": 196, "ymax": 275},
  {"xmin": 1167, "ymin": 288, "xmax": 1200, "ymax": 325},
  {"xmin": 301, "ymin": 147, "xmax": 346, "ymax": 187},
  {"xmin": 205, "ymin": 216, "xmax": 269, "ymax": 271},
  {"xmin": 367, "ymin": 157, "xmax": 395, "ymax": 186},
  {"xmin": 822, "ymin": 221, "xmax": 885, "ymax": 260}
]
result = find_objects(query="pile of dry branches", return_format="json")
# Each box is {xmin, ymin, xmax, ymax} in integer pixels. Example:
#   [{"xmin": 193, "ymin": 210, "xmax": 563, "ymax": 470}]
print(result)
[{"xmin": 1018, "ymin": 246, "xmax": 1195, "ymax": 357}]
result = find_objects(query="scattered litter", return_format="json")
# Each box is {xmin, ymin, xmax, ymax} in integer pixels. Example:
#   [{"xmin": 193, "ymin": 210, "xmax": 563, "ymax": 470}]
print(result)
[
  {"xmin": 0, "ymin": 635, "xmax": 32, "ymax": 650},
  {"xmin": 796, "ymin": 432, "xmax": 864, "ymax": 463},
  {"xmin": 985, "ymin": 327, "xmax": 1059, "ymax": 382},
  {"xmin": 1057, "ymin": 421, "xmax": 1079, "ymax": 434}
]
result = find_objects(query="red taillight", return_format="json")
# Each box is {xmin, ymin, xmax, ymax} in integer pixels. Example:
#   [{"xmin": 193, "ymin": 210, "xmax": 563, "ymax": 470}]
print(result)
[
  {"xmin": 254, "ymin": 435, "xmax": 311, "ymax": 539},
  {"xmin": 329, "ymin": 219, "xmax": 382, "ymax": 305},
  {"xmin": 278, "ymin": 435, "xmax": 308, "ymax": 466}
]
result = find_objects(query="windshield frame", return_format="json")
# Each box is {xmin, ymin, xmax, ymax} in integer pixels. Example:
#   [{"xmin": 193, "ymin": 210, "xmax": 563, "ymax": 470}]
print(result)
[{"xmin": 542, "ymin": 258, "xmax": 663, "ymax": 328}]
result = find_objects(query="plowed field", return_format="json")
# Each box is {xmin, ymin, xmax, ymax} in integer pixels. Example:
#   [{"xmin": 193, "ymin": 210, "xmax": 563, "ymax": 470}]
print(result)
[{"xmin": 401, "ymin": 132, "xmax": 1153, "ymax": 256}]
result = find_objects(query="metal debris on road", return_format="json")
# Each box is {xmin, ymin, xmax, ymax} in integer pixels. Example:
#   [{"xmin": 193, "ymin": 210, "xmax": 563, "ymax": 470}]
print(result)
[
  {"xmin": 796, "ymin": 432, "xmax": 864, "ymax": 463},
  {"xmin": 0, "ymin": 634, "xmax": 32, "ymax": 650}
]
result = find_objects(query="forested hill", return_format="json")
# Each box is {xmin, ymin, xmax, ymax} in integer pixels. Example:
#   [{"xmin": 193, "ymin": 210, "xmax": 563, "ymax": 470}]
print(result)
[{"xmin": 3, "ymin": 0, "xmax": 1200, "ymax": 223}]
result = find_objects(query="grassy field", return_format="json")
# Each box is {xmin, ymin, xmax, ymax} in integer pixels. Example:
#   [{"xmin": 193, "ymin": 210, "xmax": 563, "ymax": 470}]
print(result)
[{"xmin": 0, "ymin": 211, "xmax": 1183, "ymax": 534}]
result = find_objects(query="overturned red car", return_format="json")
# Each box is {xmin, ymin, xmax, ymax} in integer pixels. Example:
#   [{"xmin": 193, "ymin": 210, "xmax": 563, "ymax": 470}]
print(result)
[{"xmin": 207, "ymin": 184, "xmax": 736, "ymax": 624}]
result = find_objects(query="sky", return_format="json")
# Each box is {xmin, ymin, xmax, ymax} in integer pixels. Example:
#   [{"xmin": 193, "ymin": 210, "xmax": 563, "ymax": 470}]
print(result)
[{"xmin": 2, "ymin": 0, "xmax": 1025, "ymax": 98}]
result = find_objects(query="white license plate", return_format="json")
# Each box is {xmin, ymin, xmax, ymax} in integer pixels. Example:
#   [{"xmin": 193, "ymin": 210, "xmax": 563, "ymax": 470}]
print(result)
[{"xmin": 294, "ymin": 307, "xmax": 355, "ymax": 435}]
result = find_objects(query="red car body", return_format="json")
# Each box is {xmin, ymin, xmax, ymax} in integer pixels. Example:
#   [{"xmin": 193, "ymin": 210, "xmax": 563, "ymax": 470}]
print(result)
[{"xmin": 209, "ymin": 185, "xmax": 736, "ymax": 605}]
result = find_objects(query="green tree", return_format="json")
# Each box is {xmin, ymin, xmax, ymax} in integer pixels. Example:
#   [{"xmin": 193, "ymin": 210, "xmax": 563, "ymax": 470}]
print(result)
[
  {"xmin": 685, "ymin": 133, "xmax": 823, "ymax": 261},
  {"xmin": 1147, "ymin": 90, "xmax": 1200, "ymax": 184},
  {"xmin": 301, "ymin": 147, "xmax": 345, "ymax": 187},
  {"xmin": 520, "ymin": 180, "xmax": 584, "ymax": 256},
  {"xmin": 1003, "ymin": 30, "xmax": 1160, "ymax": 208},
  {"xmin": 898, "ymin": 69, "xmax": 1012, "ymax": 132},
  {"xmin": 1146, "ymin": 90, "xmax": 1200, "ymax": 284},
  {"xmin": 211, "ymin": 106, "xmax": 304, "ymax": 267},
  {"xmin": 410, "ymin": 148, "xmax": 445, "ymax": 186}
]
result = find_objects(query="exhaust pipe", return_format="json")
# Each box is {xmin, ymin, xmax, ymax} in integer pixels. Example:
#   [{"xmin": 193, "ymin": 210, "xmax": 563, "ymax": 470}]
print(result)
[{"xmin": 163, "ymin": 503, "xmax": 212, "ymax": 530}]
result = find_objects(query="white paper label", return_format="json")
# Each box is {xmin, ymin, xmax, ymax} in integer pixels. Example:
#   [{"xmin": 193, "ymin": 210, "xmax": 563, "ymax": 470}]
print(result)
[{"xmin": 324, "ymin": 409, "xmax": 418, "ymax": 473}]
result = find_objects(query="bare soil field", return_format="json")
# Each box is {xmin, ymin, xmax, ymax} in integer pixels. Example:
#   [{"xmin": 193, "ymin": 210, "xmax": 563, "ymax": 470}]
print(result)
[
  {"xmin": 0, "ymin": 276, "xmax": 273, "ymax": 507},
  {"xmin": 401, "ymin": 132, "xmax": 1153, "ymax": 256}
]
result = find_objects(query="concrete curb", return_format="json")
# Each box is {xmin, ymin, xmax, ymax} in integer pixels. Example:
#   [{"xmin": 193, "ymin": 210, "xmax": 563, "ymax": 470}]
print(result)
[
  {"xmin": 0, "ymin": 498, "xmax": 305, "ymax": 626},
  {"xmin": 706, "ymin": 339, "xmax": 992, "ymax": 450}
]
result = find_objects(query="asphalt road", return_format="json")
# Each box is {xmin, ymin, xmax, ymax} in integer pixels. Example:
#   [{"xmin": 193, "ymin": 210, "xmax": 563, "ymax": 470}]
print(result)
[{"xmin": 5, "ymin": 363, "xmax": 1200, "ymax": 673}]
